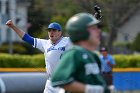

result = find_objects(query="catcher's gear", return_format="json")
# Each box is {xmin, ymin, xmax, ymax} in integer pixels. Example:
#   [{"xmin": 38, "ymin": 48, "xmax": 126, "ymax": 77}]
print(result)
[{"xmin": 66, "ymin": 13, "xmax": 100, "ymax": 43}]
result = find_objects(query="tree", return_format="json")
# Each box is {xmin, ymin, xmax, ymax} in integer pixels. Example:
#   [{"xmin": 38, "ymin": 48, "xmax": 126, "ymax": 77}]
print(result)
[
  {"xmin": 131, "ymin": 32, "xmax": 140, "ymax": 52},
  {"xmin": 28, "ymin": 0, "xmax": 54, "ymax": 38},
  {"xmin": 28, "ymin": 0, "xmax": 80, "ymax": 37},
  {"xmin": 27, "ymin": 0, "xmax": 140, "ymax": 49}
]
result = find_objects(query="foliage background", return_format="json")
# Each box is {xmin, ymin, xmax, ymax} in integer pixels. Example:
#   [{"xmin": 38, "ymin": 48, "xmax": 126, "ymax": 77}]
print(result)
[{"xmin": 0, "ymin": 54, "xmax": 140, "ymax": 68}]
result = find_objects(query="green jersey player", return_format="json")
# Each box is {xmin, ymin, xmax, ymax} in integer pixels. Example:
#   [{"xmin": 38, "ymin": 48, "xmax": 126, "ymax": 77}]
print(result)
[{"xmin": 51, "ymin": 13, "xmax": 110, "ymax": 93}]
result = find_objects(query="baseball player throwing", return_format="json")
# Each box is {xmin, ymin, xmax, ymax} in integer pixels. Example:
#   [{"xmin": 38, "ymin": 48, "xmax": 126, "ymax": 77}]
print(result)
[{"xmin": 6, "ymin": 20, "xmax": 71, "ymax": 93}]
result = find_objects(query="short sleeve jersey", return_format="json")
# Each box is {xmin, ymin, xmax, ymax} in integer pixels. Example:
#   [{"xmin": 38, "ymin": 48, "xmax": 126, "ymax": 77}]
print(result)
[
  {"xmin": 51, "ymin": 46, "xmax": 109, "ymax": 93},
  {"xmin": 100, "ymin": 54, "xmax": 115, "ymax": 72}
]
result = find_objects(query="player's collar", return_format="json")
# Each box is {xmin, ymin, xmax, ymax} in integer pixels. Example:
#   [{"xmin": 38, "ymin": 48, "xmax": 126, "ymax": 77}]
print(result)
[{"xmin": 52, "ymin": 36, "xmax": 63, "ymax": 46}]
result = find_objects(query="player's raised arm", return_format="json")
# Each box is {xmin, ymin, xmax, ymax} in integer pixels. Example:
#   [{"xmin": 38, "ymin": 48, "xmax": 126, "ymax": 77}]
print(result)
[
  {"xmin": 6, "ymin": 20, "xmax": 34, "ymax": 45},
  {"xmin": 6, "ymin": 20, "xmax": 25, "ymax": 38}
]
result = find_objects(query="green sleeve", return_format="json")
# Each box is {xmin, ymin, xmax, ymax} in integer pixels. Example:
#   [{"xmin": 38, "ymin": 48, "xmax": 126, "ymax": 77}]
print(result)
[{"xmin": 51, "ymin": 50, "xmax": 77, "ymax": 87}]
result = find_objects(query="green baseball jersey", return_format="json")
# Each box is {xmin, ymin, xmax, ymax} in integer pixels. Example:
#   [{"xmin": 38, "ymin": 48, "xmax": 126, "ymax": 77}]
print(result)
[{"xmin": 51, "ymin": 46, "xmax": 110, "ymax": 93}]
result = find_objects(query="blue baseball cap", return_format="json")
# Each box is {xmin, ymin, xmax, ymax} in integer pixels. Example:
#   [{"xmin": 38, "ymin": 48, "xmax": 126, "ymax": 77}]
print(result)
[{"xmin": 48, "ymin": 22, "xmax": 62, "ymax": 31}]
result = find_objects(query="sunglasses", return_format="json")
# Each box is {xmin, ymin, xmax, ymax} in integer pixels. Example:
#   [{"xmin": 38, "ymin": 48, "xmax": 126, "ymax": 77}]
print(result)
[{"xmin": 48, "ymin": 28, "xmax": 57, "ymax": 32}]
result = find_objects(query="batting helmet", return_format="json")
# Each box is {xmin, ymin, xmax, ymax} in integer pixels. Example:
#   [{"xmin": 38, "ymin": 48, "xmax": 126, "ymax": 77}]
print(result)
[{"xmin": 66, "ymin": 13, "xmax": 100, "ymax": 43}]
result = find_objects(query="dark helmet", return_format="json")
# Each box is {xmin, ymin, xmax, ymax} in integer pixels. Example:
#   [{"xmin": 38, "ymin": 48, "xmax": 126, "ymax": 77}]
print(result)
[{"xmin": 66, "ymin": 13, "xmax": 100, "ymax": 43}]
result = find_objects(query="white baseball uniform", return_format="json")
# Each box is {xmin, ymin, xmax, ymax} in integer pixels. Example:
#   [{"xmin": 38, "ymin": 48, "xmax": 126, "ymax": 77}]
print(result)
[{"xmin": 33, "ymin": 36, "xmax": 71, "ymax": 93}]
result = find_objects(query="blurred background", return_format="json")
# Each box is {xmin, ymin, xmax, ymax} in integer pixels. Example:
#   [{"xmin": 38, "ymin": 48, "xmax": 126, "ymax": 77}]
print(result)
[{"xmin": 0, "ymin": 0, "xmax": 140, "ymax": 93}]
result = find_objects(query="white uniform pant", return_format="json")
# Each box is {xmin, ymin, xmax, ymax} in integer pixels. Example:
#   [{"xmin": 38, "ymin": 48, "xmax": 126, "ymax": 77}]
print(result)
[{"xmin": 43, "ymin": 80, "xmax": 65, "ymax": 93}]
